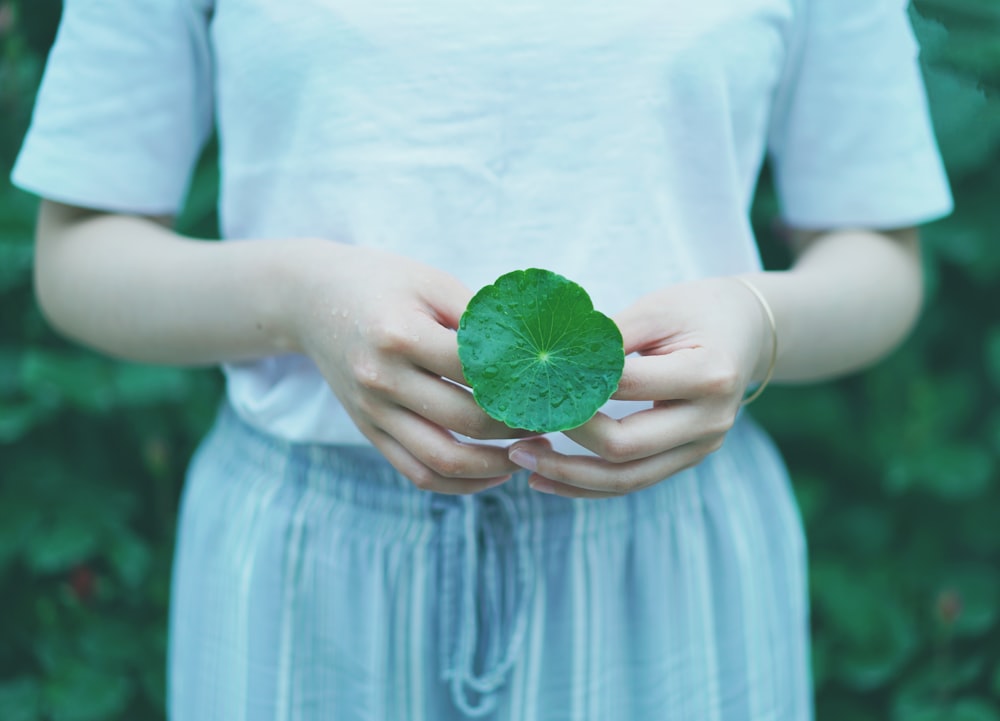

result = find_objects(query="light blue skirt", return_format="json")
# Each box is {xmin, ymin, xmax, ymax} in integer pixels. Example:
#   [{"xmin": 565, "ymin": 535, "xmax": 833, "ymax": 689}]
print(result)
[{"xmin": 168, "ymin": 404, "xmax": 813, "ymax": 720}]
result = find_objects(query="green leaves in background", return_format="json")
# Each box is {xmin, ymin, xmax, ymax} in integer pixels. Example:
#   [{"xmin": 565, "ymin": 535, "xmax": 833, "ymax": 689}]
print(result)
[
  {"xmin": 811, "ymin": 561, "xmax": 920, "ymax": 691},
  {"xmin": 0, "ymin": 348, "xmax": 195, "ymax": 442},
  {"xmin": 752, "ymin": 2, "xmax": 1000, "ymax": 717},
  {"xmin": 0, "ymin": 677, "xmax": 41, "ymax": 721},
  {"xmin": 0, "ymin": 5, "xmax": 221, "ymax": 720}
]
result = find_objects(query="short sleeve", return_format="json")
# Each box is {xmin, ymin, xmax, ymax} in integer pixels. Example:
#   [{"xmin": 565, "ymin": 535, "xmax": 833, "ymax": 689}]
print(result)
[
  {"xmin": 767, "ymin": 0, "xmax": 953, "ymax": 229},
  {"xmin": 11, "ymin": 0, "xmax": 214, "ymax": 215}
]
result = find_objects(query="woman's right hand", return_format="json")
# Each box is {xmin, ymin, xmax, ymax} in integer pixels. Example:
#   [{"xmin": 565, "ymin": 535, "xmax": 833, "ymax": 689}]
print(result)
[{"xmin": 285, "ymin": 239, "xmax": 525, "ymax": 494}]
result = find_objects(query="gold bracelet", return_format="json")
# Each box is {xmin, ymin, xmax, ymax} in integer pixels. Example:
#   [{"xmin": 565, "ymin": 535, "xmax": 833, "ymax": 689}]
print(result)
[{"xmin": 733, "ymin": 277, "xmax": 778, "ymax": 406}]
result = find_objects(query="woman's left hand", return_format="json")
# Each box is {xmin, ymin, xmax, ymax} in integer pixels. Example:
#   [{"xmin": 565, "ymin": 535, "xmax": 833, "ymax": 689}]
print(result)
[{"xmin": 507, "ymin": 276, "xmax": 773, "ymax": 498}]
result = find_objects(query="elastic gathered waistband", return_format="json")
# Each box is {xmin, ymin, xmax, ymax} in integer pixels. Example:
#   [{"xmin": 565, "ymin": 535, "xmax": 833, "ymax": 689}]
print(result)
[{"xmin": 207, "ymin": 401, "xmax": 718, "ymax": 540}]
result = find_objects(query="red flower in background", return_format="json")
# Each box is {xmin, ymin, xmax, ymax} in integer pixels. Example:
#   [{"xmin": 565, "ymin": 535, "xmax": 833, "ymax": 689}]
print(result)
[
  {"xmin": 68, "ymin": 565, "xmax": 96, "ymax": 603},
  {"xmin": 935, "ymin": 588, "xmax": 963, "ymax": 627}
]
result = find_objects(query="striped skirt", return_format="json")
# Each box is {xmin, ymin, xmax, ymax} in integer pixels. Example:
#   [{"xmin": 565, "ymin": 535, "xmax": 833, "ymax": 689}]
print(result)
[{"xmin": 168, "ymin": 404, "xmax": 813, "ymax": 720}]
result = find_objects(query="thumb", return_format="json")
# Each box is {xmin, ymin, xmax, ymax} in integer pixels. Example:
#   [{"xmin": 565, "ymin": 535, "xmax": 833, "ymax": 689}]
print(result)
[
  {"xmin": 613, "ymin": 301, "xmax": 667, "ymax": 355},
  {"xmin": 419, "ymin": 270, "xmax": 473, "ymax": 330},
  {"xmin": 612, "ymin": 349, "xmax": 709, "ymax": 402}
]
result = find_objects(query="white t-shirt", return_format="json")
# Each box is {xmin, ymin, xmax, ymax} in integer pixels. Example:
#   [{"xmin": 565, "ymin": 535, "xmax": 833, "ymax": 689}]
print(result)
[{"xmin": 13, "ymin": 0, "xmax": 952, "ymax": 445}]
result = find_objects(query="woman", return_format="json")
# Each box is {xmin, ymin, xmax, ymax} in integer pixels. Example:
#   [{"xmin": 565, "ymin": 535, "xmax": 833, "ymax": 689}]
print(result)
[{"xmin": 13, "ymin": 0, "xmax": 950, "ymax": 718}]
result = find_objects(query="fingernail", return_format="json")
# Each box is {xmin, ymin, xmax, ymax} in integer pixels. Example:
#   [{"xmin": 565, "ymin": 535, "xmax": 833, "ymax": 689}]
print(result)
[
  {"xmin": 508, "ymin": 448, "xmax": 537, "ymax": 472},
  {"xmin": 530, "ymin": 478, "xmax": 555, "ymax": 495}
]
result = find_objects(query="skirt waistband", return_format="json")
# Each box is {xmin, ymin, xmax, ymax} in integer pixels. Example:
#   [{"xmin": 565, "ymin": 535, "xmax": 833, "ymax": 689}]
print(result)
[{"xmin": 205, "ymin": 401, "xmax": 740, "ymax": 538}]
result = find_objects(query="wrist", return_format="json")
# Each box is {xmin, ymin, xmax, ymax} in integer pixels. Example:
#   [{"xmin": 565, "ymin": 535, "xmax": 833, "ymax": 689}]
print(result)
[
  {"xmin": 271, "ymin": 236, "xmax": 357, "ymax": 357},
  {"xmin": 255, "ymin": 237, "xmax": 329, "ymax": 356}
]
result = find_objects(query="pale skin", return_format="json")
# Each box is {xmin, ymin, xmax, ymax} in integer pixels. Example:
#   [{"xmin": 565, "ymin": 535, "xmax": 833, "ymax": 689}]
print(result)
[{"xmin": 34, "ymin": 201, "xmax": 922, "ymax": 498}]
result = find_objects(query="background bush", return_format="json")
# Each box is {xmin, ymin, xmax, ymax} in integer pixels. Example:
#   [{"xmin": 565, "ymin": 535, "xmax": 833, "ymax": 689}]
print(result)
[{"xmin": 1, "ymin": 1, "xmax": 998, "ymax": 719}]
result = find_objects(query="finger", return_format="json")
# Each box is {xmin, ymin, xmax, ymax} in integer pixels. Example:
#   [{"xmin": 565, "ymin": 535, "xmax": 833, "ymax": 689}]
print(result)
[
  {"xmin": 380, "ymin": 406, "xmax": 522, "ymax": 479},
  {"xmin": 367, "ymin": 426, "xmax": 512, "ymax": 495},
  {"xmin": 612, "ymin": 351, "xmax": 742, "ymax": 402},
  {"xmin": 614, "ymin": 300, "xmax": 674, "ymax": 355},
  {"xmin": 403, "ymin": 312, "xmax": 468, "ymax": 384},
  {"xmin": 392, "ymin": 369, "xmax": 531, "ymax": 440},
  {"xmin": 508, "ymin": 437, "xmax": 716, "ymax": 495},
  {"xmin": 363, "ymin": 310, "xmax": 467, "ymax": 385},
  {"xmin": 564, "ymin": 402, "xmax": 735, "ymax": 463},
  {"xmin": 528, "ymin": 475, "xmax": 620, "ymax": 500}
]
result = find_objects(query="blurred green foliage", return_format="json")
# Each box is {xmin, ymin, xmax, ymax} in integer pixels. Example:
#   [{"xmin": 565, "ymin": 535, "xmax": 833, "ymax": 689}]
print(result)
[{"xmin": 0, "ymin": 1, "xmax": 998, "ymax": 720}]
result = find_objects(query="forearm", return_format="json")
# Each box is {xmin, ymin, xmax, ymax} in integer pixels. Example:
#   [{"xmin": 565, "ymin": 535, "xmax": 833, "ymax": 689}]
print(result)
[
  {"xmin": 744, "ymin": 227, "xmax": 923, "ymax": 383},
  {"xmin": 34, "ymin": 202, "xmax": 316, "ymax": 365}
]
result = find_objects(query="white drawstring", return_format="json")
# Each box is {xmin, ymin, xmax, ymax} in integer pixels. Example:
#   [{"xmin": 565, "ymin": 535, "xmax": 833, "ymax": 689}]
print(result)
[{"xmin": 436, "ymin": 490, "xmax": 536, "ymax": 716}]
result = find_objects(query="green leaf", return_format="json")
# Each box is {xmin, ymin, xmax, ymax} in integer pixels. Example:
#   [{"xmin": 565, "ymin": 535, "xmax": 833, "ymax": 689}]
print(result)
[
  {"xmin": 952, "ymin": 657, "xmax": 990, "ymax": 688},
  {"xmin": 810, "ymin": 633, "xmax": 831, "ymax": 689},
  {"xmin": 895, "ymin": 704, "xmax": 953, "ymax": 721},
  {"xmin": 991, "ymin": 663, "xmax": 1000, "ymax": 697},
  {"xmin": 0, "ymin": 240, "xmax": 33, "ymax": 293},
  {"xmin": 19, "ymin": 350, "xmax": 194, "ymax": 412},
  {"xmin": 916, "ymin": 0, "xmax": 1000, "ymax": 24},
  {"xmin": 108, "ymin": 529, "xmax": 152, "ymax": 589},
  {"xmin": 911, "ymin": 6, "xmax": 950, "ymax": 64},
  {"xmin": 175, "ymin": 134, "xmax": 220, "ymax": 239},
  {"xmin": 43, "ymin": 665, "xmax": 130, "ymax": 721},
  {"xmin": 0, "ymin": 187, "xmax": 39, "ymax": 239},
  {"xmin": 0, "ymin": 399, "xmax": 60, "ymax": 442},
  {"xmin": 140, "ymin": 656, "xmax": 167, "ymax": 711},
  {"xmin": 790, "ymin": 472, "xmax": 829, "ymax": 525},
  {"xmin": 112, "ymin": 364, "xmax": 192, "ymax": 406},
  {"xmin": 924, "ymin": 66, "xmax": 1000, "ymax": 176},
  {"xmin": 458, "ymin": 269, "xmax": 624, "ymax": 433},
  {"xmin": 78, "ymin": 619, "xmax": 147, "ymax": 668},
  {"xmin": 885, "ymin": 443, "xmax": 994, "ymax": 500},
  {"xmin": 951, "ymin": 699, "xmax": 1000, "ymax": 721},
  {"xmin": 0, "ymin": 677, "xmax": 42, "ymax": 721},
  {"xmin": 923, "ymin": 173, "xmax": 1000, "ymax": 281},
  {"xmin": 19, "ymin": 352, "xmax": 114, "ymax": 412},
  {"xmin": 819, "ymin": 696, "xmax": 881, "ymax": 721},
  {"xmin": 831, "ymin": 506, "xmax": 894, "ymax": 556},
  {"xmin": 961, "ymin": 498, "xmax": 1000, "ymax": 553},
  {"xmin": 751, "ymin": 384, "xmax": 852, "ymax": 444},
  {"xmin": 0, "ymin": 495, "xmax": 42, "ymax": 570},
  {"xmin": 23, "ymin": 516, "xmax": 100, "ymax": 574},
  {"xmin": 0, "ymin": 347, "xmax": 21, "ymax": 395},
  {"xmin": 893, "ymin": 667, "xmax": 956, "ymax": 721}
]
